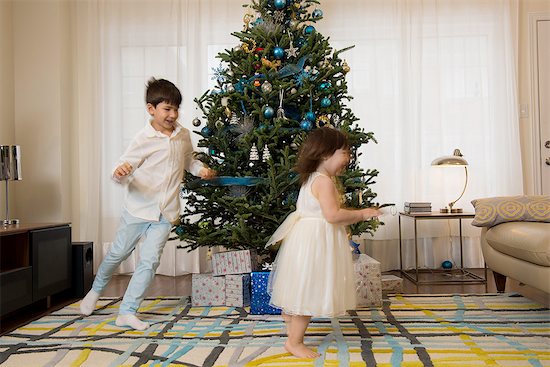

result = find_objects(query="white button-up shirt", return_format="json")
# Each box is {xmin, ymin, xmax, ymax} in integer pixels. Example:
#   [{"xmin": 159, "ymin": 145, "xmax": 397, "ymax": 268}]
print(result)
[{"xmin": 114, "ymin": 121, "xmax": 204, "ymax": 223}]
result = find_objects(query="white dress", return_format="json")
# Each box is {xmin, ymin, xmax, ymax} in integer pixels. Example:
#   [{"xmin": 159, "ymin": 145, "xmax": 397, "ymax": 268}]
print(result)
[{"xmin": 266, "ymin": 172, "xmax": 356, "ymax": 317}]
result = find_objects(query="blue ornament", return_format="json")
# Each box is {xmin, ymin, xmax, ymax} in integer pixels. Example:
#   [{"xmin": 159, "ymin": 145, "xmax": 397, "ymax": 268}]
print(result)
[
  {"xmin": 258, "ymin": 124, "xmax": 269, "ymax": 132},
  {"xmin": 312, "ymin": 8, "xmax": 323, "ymax": 18},
  {"xmin": 300, "ymin": 119, "xmax": 313, "ymax": 130},
  {"xmin": 320, "ymin": 97, "xmax": 332, "ymax": 107},
  {"xmin": 273, "ymin": 47, "xmax": 285, "ymax": 60},
  {"xmin": 263, "ymin": 106, "xmax": 275, "ymax": 119},
  {"xmin": 296, "ymin": 37, "xmax": 305, "ymax": 47},
  {"xmin": 201, "ymin": 126, "xmax": 212, "ymax": 136},
  {"xmin": 319, "ymin": 81, "xmax": 331, "ymax": 91},
  {"xmin": 442, "ymin": 260, "xmax": 453, "ymax": 269},
  {"xmin": 305, "ymin": 111, "xmax": 316, "ymax": 122},
  {"xmin": 274, "ymin": 0, "xmax": 286, "ymax": 9},
  {"xmin": 254, "ymin": 17, "xmax": 264, "ymax": 26},
  {"xmin": 175, "ymin": 226, "xmax": 185, "ymax": 236},
  {"xmin": 304, "ymin": 25, "xmax": 315, "ymax": 35}
]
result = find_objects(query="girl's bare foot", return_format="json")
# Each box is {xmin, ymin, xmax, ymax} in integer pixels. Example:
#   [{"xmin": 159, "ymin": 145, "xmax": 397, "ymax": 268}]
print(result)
[{"xmin": 284, "ymin": 340, "xmax": 320, "ymax": 359}]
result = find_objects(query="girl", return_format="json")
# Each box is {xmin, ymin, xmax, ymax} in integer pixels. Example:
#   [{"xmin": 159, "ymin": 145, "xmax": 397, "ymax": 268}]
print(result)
[{"xmin": 266, "ymin": 127, "xmax": 381, "ymax": 359}]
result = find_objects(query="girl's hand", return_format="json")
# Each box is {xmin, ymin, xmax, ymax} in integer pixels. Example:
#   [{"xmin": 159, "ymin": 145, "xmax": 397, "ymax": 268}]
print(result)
[
  {"xmin": 199, "ymin": 168, "xmax": 217, "ymax": 179},
  {"xmin": 114, "ymin": 162, "xmax": 133, "ymax": 179},
  {"xmin": 362, "ymin": 208, "xmax": 382, "ymax": 221}
]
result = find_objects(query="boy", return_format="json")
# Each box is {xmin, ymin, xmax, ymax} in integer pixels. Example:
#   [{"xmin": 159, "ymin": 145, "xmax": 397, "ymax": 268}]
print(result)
[{"xmin": 80, "ymin": 78, "xmax": 215, "ymax": 330}]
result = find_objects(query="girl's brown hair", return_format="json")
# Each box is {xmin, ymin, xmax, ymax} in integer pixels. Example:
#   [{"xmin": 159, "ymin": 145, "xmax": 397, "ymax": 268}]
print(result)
[{"xmin": 295, "ymin": 127, "xmax": 350, "ymax": 185}]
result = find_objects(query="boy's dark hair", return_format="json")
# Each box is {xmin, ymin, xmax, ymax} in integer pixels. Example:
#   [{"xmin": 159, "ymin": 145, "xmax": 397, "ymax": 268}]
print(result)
[
  {"xmin": 145, "ymin": 77, "xmax": 182, "ymax": 107},
  {"xmin": 295, "ymin": 127, "xmax": 350, "ymax": 185}
]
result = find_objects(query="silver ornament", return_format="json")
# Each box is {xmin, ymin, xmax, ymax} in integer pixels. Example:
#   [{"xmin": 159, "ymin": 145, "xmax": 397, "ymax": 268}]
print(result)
[
  {"xmin": 192, "ymin": 117, "xmax": 201, "ymax": 127},
  {"xmin": 261, "ymin": 81, "xmax": 273, "ymax": 93},
  {"xmin": 227, "ymin": 84, "xmax": 236, "ymax": 93}
]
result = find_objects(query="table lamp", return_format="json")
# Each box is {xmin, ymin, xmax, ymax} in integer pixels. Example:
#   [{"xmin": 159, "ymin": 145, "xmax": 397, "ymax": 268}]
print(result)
[
  {"xmin": 431, "ymin": 148, "xmax": 468, "ymax": 213},
  {"xmin": 1, "ymin": 145, "xmax": 22, "ymax": 225}
]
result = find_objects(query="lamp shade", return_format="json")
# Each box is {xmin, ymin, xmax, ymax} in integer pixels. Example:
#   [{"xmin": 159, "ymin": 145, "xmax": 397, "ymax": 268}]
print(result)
[
  {"xmin": 0, "ymin": 145, "xmax": 10, "ymax": 180},
  {"xmin": 431, "ymin": 148, "xmax": 468, "ymax": 166},
  {"xmin": 0, "ymin": 145, "xmax": 22, "ymax": 181}
]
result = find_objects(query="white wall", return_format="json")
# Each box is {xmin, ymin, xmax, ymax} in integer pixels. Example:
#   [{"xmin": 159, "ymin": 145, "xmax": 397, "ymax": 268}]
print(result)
[
  {"xmin": 518, "ymin": 0, "xmax": 550, "ymax": 194},
  {"xmin": 0, "ymin": 1, "xmax": 15, "ymax": 220},
  {"xmin": 0, "ymin": 2, "xmax": 14, "ymax": 143},
  {"xmin": 12, "ymin": 0, "xmax": 73, "ymax": 225}
]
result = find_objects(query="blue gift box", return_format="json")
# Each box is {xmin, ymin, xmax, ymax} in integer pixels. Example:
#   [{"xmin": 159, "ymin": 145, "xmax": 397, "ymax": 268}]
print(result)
[{"xmin": 250, "ymin": 271, "xmax": 281, "ymax": 315}]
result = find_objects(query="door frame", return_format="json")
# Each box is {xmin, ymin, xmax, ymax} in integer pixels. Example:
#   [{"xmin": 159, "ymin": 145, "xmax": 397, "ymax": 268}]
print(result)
[{"xmin": 529, "ymin": 13, "xmax": 550, "ymax": 195}]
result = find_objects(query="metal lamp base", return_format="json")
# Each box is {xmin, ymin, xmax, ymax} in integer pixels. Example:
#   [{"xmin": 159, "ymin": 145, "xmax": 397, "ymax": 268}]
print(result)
[
  {"xmin": 439, "ymin": 208, "xmax": 463, "ymax": 213},
  {"xmin": 3, "ymin": 219, "xmax": 20, "ymax": 225}
]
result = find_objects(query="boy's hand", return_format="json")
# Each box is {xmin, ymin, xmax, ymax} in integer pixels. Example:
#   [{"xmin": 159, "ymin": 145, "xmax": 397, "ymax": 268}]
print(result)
[
  {"xmin": 199, "ymin": 168, "xmax": 216, "ymax": 180},
  {"xmin": 114, "ymin": 162, "xmax": 133, "ymax": 179}
]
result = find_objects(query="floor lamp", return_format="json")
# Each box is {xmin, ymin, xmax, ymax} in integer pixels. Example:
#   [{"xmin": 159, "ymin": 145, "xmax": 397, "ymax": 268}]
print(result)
[
  {"xmin": 1, "ymin": 145, "xmax": 22, "ymax": 225},
  {"xmin": 431, "ymin": 148, "xmax": 468, "ymax": 213}
]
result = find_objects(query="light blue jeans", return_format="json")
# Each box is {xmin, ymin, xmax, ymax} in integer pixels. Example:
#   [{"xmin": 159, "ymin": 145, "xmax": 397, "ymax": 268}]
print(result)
[{"xmin": 92, "ymin": 208, "xmax": 171, "ymax": 314}]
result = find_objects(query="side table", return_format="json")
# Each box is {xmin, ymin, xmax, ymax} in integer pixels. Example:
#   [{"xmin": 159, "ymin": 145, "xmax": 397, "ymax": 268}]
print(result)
[{"xmin": 398, "ymin": 212, "xmax": 486, "ymax": 285}]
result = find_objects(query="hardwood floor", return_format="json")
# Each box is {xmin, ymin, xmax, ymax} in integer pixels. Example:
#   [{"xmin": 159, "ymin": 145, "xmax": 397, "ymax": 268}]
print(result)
[{"xmin": 1, "ymin": 269, "xmax": 548, "ymax": 335}]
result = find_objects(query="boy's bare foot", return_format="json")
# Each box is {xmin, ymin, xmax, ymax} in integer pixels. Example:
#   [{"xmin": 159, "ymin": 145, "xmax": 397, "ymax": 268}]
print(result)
[{"xmin": 284, "ymin": 340, "xmax": 320, "ymax": 359}]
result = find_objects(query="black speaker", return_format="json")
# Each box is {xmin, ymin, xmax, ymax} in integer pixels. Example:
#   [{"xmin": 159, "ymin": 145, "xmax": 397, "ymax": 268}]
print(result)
[{"xmin": 72, "ymin": 242, "xmax": 94, "ymax": 298}]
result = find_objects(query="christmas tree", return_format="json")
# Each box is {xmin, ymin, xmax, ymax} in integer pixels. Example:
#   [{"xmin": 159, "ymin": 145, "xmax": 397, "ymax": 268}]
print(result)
[{"xmin": 174, "ymin": 0, "xmax": 385, "ymax": 262}]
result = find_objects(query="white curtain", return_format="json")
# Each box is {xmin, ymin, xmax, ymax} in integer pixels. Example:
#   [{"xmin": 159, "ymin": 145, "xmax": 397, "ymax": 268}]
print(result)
[
  {"xmin": 73, "ymin": 0, "xmax": 522, "ymax": 273},
  {"xmin": 318, "ymin": 0, "xmax": 522, "ymax": 270}
]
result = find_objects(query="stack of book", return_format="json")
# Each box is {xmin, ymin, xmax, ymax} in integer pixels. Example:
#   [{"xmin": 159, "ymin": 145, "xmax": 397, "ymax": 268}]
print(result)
[{"xmin": 404, "ymin": 202, "xmax": 432, "ymax": 213}]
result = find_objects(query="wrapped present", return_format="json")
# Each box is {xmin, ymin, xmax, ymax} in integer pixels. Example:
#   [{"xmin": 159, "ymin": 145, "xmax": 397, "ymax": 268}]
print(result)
[
  {"xmin": 225, "ymin": 274, "xmax": 251, "ymax": 307},
  {"xmin": 250, "ymin": 271, "xmax": 281, "ymax": 315},
  {"xmin": 212, "ymin": 249, "xmax": 260, "ymax": 276},
  {"xmin": 191, "ymin": 273, "xmax": 225, "ymax": 306},
  {"xmin": 353, "ymin": 254, "xmax": 382, "ymax": 308},
  {"xmin": 381, "ymin": 274, "xmax": 403, "ymax": 293}
]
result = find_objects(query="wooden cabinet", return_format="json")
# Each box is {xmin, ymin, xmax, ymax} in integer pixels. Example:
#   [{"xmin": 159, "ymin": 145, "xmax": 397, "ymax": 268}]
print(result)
[{"xmin": 0, "ymin": 223, "xmax": 71, "ymax": 316}]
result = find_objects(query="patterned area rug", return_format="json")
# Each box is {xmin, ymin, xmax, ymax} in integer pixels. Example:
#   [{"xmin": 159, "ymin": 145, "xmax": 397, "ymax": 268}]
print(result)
[{"xmin": 1, "ymin": 293, "xmax": 548, "ymax": 366}]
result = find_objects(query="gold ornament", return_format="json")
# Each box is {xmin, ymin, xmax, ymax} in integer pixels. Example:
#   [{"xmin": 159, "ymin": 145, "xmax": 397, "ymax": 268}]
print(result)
[
  {"xmin": 261, "ymin": 57, "xmax": 281, "ymax": 70},
  {"xmin": 342, "ymin": 60, "xmax": 350, "ymax": 74},
  {"xmin": 316, "ymin": 114, "xmax": 331, "ymax": 128},
  {"xmin": 243, "ymin": 10, "xmax": 255, "ymax": 31},
  {"xmin": 241, "ymin": 39, "xmax": 257, "ymax": 54}
]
